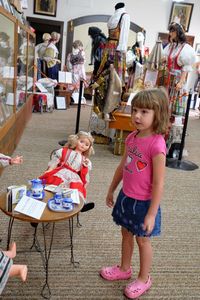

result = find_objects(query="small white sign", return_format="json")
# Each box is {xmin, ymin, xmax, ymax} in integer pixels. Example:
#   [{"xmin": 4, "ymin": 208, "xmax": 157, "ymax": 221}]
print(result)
[
  {"xmin": 58, "ymin": 71, "xmax": 72, "ymax": 84},
  {"xmin": 56, "ymin": 97, "xmax": 66, "ymax": 109}
]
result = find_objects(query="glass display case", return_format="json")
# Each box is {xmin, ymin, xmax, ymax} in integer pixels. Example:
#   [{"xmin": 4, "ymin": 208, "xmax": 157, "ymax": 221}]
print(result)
[
  {"xmin": 16, "ymin": 25, "xmax": 35, "ymax": 111},
  {"xmin": 0, "ymin": 10, "xmax": 15, "ymax": 126},
  {"xmin": 0, "ymin": 6, "xmax": 35, "ymax": 156}
]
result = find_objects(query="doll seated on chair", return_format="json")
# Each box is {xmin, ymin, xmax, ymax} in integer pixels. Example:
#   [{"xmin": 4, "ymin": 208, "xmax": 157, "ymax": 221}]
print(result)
[
  {"xmin": 0, "ymin": 242, "xmax": 27, "ymax": 295},
  {"xmin": 39, "ymin": 131, "xmax": 95, "ymax": 211}
]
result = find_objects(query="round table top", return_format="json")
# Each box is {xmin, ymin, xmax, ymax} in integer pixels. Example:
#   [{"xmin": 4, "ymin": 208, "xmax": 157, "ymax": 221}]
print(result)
[{"xmin": 0, "ymin": 191, "xmax": 84, "ymax": 223}]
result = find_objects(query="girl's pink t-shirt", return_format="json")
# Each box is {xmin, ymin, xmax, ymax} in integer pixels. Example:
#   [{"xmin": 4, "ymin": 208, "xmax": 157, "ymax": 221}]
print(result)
[{"xmin": 123, "ymin": 131, "xmax": 166, "ymax": 200}]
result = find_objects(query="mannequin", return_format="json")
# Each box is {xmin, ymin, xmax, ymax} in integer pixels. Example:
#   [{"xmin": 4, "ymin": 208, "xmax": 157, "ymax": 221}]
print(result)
[
  {"xmin": 66, "ymin": 40, "xmax": 87, "ymax": 103},
  {"xmin": 96, "ymin": 2, "xmax": 130, "ymax": 85},
  {"xmin": 43, "ymin": 32, "xmax": 61, "ymax": 80},
  {"xmin": 35, "ymin": 33, "xmax": 51, "ymax": 79},
  {"xmin": 88, "ymin": 27, "xmax": 107, "ymax": 76},
  {"xmin": 193, "ymin": 61, "xmax": 200, "ymax": 109},
  {"xmin": 163, "ymin": 22, "xmax": 196, "ymax": 91},
  {"xmin": 133, "ymin": 31, "xmax": 145, "ymax": 63},
  {"xmin": 127, "ymin": 31, "xmax": 146, "ymax": 90}
]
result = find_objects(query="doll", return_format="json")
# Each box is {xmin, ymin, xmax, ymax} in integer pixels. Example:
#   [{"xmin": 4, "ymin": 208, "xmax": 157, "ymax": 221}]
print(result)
[
  {"xmin": 0, "ymin": 242, "xmax": 28, "ymax": 295},
  {"xmin": 39, "ymin": 131, "xmax": 94, "ymax": 203}
]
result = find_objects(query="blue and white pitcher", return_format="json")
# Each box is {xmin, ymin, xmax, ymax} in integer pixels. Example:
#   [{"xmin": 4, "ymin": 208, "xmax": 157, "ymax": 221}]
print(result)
[{"xmin": 30, "ymin": 179, "xmax": 44, "ymax": 197}]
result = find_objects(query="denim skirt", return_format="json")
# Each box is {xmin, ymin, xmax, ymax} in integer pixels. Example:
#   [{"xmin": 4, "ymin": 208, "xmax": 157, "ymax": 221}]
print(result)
[{"xmin": 112, "ymin": 189, "xmax": 161, "ymax": 237}]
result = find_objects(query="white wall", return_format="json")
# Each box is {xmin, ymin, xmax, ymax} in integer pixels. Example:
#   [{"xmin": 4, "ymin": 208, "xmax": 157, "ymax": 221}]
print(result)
[{"xmin": 24, "ymin": 0, "xmax": 200, "ymax": 87}]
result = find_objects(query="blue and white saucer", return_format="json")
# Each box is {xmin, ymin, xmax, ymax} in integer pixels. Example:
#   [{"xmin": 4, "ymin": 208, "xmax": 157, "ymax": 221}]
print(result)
[
  {"xmin": 48, "ymin": 198, "xmax": 74, "ymax": 212},
  {"xmin": 27, "ymin": 190, "xmax": 45, "ymax": 200}
]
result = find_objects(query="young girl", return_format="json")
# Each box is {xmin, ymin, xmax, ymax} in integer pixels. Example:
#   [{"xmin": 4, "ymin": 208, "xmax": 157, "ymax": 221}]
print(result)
[
  {"xmin": 100, "ymin": 88, "xmax": 169, "ymax": 299},
  {"xmin": 39, "ymin": 131, "xmax": 94, "ymax": 202},
  {"xmin": 0, "ymin": 243, "xmax": 27, "ymax": 295}
]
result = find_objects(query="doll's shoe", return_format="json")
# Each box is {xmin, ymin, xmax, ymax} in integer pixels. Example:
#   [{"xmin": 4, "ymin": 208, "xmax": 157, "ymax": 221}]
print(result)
[
  {"xmin": 81, "ymin": 202, "xmax": 95, "ymax": 212},
  {"xmin": 100, "ymin": 265, "xmax": 132, "ymax": 281},
  {"xmin": 124, "ymin": 276, "xmax": 152, "ymax": 299}
]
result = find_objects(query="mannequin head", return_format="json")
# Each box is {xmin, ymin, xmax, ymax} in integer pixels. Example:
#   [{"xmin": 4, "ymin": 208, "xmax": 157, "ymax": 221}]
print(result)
[
  {"xmin": 72, "ymin": 40, "xmax": 83, "ymax": 50},
  {"xmin": 50, "ymin": 32, "xmax": 60, "ymax": 43},
  {"xmin": 115, "ymin": 2, "xmax": 125, "ymax": 10},
  {"xmin": 88, "ymin": 27, "xmax": 102, "ymax": 39},
  {"xmin": 136, "ymin": 32, "xmax": 145, "ymax": 44},
  {"xmin": 168, "ymin": 22, "xmax": 186, "ymax": 43},
  {"xmin": 42, "ymin": 33, "xmax": 51, "ymax": 42}
]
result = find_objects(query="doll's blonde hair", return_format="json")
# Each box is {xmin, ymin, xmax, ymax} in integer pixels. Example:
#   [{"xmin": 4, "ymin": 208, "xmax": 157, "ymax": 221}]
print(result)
[
  {"xmin": 66, "ymin": 131, "xmax": 94, "ymax": 157},
  {"xmin": 131, "ymin": 87, "xmax": 169, "ymax": 135}
]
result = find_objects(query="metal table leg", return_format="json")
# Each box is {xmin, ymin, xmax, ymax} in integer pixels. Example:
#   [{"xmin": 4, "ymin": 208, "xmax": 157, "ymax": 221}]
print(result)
[
  {"xmin": 76, "ymin": 213, "xmax": 82, "ymax": 227},
  {"xmin": 38, "ymin": 222, "xmax": 55, "ymax": 299},
  {"xmin": 68, "ymin": 217, "xmax": 79, "ymax": 267},
  {"xmin": 30, "ymin": 224, "xmax": 43, "ymax": 253},
  {"xmin": 7, "ymin": 217, "xmax": 14, "ymax": 250}
]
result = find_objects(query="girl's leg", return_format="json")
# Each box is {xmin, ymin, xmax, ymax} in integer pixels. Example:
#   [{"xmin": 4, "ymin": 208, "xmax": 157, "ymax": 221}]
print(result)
[
  {"xmin": 120, "ymin": 227, "xmax": 134, "ymax": 271},
  {"xmin": 100, "ymin": 226, "xmax": 133, "ymax": 281},
  {"xmin": 9, "ymin": 265, "xmax": 28, "ymax": 282},
  {"xmin": 136, "ymin": 236, "xmax": 152, "ymax": 282},
  {"xmin": 3, "ymin": 242, "xmax": 16, "ymax": 259}
]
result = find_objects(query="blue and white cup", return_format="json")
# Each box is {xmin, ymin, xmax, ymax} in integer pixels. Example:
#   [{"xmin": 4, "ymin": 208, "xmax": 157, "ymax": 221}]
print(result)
[
  {"xmin": 54, "ymin": 193, "xmax": 62, "ymax": 205},
  {"xmin": 62, "ymin": 197, "xmax": 73, "ymax": 209}
]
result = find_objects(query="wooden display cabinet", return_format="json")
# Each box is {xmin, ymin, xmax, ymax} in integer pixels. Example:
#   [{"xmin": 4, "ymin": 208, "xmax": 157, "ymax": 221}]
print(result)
[
  {"xmin": 109, "ymin": 104, "xmax": 135, "ymax": 155},
  {"xmin": 0, "ymin": 6, "xmax": 35, "ymax": 172}
]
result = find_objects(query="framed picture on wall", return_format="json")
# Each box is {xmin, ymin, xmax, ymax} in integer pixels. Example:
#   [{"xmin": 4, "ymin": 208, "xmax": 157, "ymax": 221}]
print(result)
[
  {"xmin": 168, "ymin": 2, "xmax": 194, "ymax": 32},
  {"xmin": 34, "ymin": 0, "xmax": 57, "ymax": 17}
]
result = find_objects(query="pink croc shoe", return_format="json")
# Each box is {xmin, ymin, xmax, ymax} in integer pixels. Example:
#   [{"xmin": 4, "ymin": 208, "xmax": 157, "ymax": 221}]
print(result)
[
  {"xmin": 124, "ymin": 276, "xmax": 152, "ymax": 299},
  {"xmin": 100, "ymin": 265, "xmax": 132, "ymax": 281}
]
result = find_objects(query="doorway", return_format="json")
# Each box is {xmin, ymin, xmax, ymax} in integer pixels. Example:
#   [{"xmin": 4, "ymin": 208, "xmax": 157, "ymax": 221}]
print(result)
[
  {"xmin": 66, "ymin": 14, "xmax": 144, "ymax": 72},
  {"xmin": 26, "ymin": 17, "xmax": 64, "ymax": 60}
]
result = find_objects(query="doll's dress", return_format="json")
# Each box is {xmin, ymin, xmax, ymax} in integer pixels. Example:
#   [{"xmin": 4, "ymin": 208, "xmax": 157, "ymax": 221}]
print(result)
[
  {"xmin": 39, "ymin": 147, "xmax": 91, "ymax": 200},
  {"xmin": 0, "ymin": 251, "xmax": 13, "ymax": 295}
]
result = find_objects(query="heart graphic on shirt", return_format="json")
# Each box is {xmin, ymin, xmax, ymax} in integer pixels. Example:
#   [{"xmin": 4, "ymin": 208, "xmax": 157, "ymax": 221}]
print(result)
[{"xmin": 136, "ymin": 160, "xmax": 147, "ymax": 171}]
